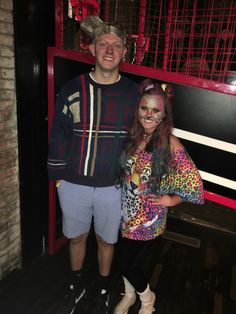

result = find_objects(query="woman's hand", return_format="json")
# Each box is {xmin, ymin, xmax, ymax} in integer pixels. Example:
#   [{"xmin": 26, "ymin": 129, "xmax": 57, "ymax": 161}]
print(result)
[{"xmin": 149, "ymin": 194, "xmax": 183, "ymax": 207}]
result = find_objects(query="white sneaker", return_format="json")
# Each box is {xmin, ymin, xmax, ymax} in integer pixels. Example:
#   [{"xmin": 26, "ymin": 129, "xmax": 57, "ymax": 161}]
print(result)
[
  {"xmin": 138, "ymin": 291, "xmax": 156, "ymax": 314},
  {"xmin": 114, "ymin": 293, "xmax": 136, "ymax": 314}
]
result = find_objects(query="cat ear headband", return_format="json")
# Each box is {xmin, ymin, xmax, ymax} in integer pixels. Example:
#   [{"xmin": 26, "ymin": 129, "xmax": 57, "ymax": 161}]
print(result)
[
  {"xmin": 144, "ymin": 84, "xmax": 154, "ymax": 91},
  {"xmin": 144, "ymin": 83, "xmax": 167, "ymax": 92},
  {"xmin": 144, "ymin": 82, "xmax": 174, "ymax": 100}
]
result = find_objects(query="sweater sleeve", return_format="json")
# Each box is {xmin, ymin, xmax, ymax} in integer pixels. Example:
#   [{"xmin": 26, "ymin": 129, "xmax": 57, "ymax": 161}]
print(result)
[
  {"xmin": 160, "ymin": 148, "xmax": 205, "ymax": 204},
  {"xmin": 47, "ymin": 89, "xmax": 73, "ymax": 180}
]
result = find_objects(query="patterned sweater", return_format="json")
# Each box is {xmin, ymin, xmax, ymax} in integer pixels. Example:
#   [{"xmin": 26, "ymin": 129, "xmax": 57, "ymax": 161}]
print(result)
[
  {"xmin": 47, "ymin": 72, "xmax": 139, "ymax": 187},
  {"xmin": 121, "ymin": 147, "xmax": 204, "ymax": 240}
]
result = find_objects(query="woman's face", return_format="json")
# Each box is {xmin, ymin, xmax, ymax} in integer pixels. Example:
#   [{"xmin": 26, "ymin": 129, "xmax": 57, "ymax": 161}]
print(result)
[{"xmin": 138, "ymin": 94, "xmax": 165, "ymax": 133}]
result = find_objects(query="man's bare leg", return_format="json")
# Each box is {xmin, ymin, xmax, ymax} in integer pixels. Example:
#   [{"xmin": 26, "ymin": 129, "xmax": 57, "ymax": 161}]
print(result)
[
  {"xmin": 70, "ymin": 233, "xmax": 89, "ymax": 270},
  {"xmin": 96, "ymin": 234, "xmax": 114, "ymax": 276}
]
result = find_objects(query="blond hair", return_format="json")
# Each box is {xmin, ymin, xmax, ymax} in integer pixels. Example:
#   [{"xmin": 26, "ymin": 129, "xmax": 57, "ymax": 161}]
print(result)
[{"xmin": 80, "ymin": 15, "xmax": 126, "ymax": 45}]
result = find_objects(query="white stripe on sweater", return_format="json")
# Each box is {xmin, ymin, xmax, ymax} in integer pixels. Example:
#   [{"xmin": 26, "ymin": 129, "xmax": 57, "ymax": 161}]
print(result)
[{"xmin": 84, "ymin": 84, "xmax": 94, "ymax": 175}]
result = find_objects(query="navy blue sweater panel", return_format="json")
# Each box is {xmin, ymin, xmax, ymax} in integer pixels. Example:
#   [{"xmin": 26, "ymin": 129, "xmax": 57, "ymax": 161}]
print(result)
[{"xmin": 47, "ymin": 72, "xmax": 139, "ymax": 187}]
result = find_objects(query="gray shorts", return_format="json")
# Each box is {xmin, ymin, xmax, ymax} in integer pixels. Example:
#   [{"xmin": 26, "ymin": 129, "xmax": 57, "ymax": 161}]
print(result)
[{"xmin": 57, "ymin": 181, "xmax": 122, "ymax": 244}]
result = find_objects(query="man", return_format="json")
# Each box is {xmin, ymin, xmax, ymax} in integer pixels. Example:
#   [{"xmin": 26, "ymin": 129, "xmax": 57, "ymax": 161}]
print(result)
[{"xmin": 47, "ymin": 16, "xmax": 139, "ymax": 314}]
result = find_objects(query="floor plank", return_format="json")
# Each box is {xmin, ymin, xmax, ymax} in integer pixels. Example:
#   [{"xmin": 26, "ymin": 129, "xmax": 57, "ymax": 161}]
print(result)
[{"xmin": 0, "ymin": 230, "xmax": 236, "ymax": 314}]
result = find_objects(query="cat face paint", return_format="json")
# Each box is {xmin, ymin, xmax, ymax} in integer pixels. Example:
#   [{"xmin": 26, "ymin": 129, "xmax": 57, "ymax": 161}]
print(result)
[{"xmin": 138, "ymin": 94, "xmax": 165, "ymax": 133}]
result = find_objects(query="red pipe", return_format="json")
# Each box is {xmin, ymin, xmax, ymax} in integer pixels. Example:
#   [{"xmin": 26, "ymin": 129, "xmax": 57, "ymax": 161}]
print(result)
[
  {"xmin": 103, "ymin": 0, "xmax": 109, "ymax": 22},
  {"xmin": 136, "ymin": 0, "xmax": 147, "ymax": 65},
  {"xmin": 55, "ymin": 0, "xmax": 64, "ymax": 48},
  {"xmin": 163, "ymin": 0, "xmax": 173, "ymax": 71}
]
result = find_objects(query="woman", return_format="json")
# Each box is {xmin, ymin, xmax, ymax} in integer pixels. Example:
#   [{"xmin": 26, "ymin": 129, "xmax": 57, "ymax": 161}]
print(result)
[{"xmin": 114, "ymin": 79, "xmax": 204, "ymax": 314}]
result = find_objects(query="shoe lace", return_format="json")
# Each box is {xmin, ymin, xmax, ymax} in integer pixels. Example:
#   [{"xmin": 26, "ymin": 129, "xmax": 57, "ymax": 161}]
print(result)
[
  {"xmin": 60, "ymin": 284, "xmax": 76, "ymax": 308},
  {"xmin": 65, "ymin": 285, "xmax": 76, "ymax": 299},
  {"xmin": 94, "ymin": 289, "xmax": 108, "ymax": 310}
]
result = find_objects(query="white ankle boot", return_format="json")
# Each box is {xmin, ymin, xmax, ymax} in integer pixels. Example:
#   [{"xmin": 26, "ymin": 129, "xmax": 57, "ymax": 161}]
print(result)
[
  {"xmin": 114, "ymin": 277, "xmax": 136, "ymax": 314},
  {"xmin": 138, "ymin": 284, "xmax": 156, "ymax": 314}
]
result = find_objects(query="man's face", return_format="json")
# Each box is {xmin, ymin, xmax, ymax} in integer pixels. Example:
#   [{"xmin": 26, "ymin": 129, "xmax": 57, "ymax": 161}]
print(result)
[{"xmin": 89, "ymin": 33, "xmax": 127, "ymax": 73}]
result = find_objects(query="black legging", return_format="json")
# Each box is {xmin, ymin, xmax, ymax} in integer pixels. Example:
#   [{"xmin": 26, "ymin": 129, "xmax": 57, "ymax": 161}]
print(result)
[{"xmin": 118, "ymin": 237, "xmax": 155, "ymax": 292}]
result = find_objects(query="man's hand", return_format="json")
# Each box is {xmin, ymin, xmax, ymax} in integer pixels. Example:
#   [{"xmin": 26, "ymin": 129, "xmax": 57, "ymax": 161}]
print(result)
[{"xmin": 56, "ymin": 180, "xmax": 62, "ymax": 188}]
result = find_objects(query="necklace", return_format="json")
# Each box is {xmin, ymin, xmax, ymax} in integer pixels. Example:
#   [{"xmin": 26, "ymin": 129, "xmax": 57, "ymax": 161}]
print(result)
[
  {"xmin": 143, "ymin": 133, "xmax": 153, "ymax": 144},
  {"xmin": 137, "ymin": 132, "xmax": 153, "ymax": 151}
]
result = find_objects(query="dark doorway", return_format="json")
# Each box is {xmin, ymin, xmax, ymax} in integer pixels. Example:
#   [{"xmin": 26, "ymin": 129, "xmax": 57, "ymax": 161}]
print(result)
[{"xmin": 13, "ymin": 0, "xmax": 55, "ymax": 266}]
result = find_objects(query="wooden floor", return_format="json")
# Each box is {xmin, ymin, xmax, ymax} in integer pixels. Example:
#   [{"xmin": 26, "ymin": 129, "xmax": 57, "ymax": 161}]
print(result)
[{"xmin": 1, "ymin": 225, "xmax": 236, "ymax": 314}]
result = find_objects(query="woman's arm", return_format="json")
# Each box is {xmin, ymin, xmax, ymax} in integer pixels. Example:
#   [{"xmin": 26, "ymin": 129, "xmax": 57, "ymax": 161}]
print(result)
[{"xmin": 164, "ymin": 134, "xmax": 204, "ymax": 204}]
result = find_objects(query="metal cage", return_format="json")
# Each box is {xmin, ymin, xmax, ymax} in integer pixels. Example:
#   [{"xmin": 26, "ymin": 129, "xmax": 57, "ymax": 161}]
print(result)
[{"xmin": 55, "ymin": 0, "xmax": 236, "ymax": 85}]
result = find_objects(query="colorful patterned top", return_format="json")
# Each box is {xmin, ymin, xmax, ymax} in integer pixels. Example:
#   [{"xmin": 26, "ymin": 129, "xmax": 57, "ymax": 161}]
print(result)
[{"xmin": 121, "ymin": 147, "xmax": 204, "ymax": 240}]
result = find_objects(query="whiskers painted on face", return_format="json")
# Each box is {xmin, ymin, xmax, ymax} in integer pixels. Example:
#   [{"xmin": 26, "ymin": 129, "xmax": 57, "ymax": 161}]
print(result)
[
  {"xmin": 139, "ymin": 115, "xmax": 154, "ymax": 122},
  {"xmin": 154, "ymin": 113, "xmax": 165, "ymax": 124},
  {"xmin": 139, "ymin": 113, "xmax": 163, "ymax": 124}
]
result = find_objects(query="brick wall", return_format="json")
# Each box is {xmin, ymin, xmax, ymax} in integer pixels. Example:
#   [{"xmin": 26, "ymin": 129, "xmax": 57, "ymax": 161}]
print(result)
[{"xmin": 0, "ymin": 0, "xmax": 21, "ymax": 279}]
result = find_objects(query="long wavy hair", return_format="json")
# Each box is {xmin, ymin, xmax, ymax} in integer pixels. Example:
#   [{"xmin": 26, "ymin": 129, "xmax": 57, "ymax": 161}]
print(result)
[{"xmin": 118, "ymin": 79, "xmax": 174, "ymax": 188}]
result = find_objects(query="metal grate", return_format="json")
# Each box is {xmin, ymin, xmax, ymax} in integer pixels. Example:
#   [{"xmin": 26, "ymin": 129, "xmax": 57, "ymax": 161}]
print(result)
[{"xmin": 56, "ymin": 0, "xmax": 236, "ymax": 85}]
